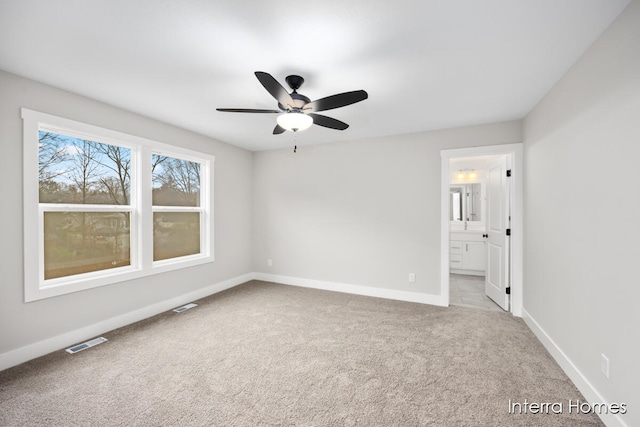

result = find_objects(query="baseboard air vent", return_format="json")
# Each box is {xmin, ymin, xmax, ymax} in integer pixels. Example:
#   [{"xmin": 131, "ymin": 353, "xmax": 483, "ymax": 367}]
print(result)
[
  {"xmin": 66, "ymin": 337, "xmax": 108, "ymax": 354},
  {"xmin": 173, "ymin": 303, "xmax": 197, "ymax": 313}
]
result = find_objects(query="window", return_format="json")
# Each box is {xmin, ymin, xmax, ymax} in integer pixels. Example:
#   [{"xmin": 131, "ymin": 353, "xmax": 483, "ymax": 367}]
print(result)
[
  {"xmin": 152, "ymin": 154, "xmax": 203, "ymax": 262},
  {"xmin": 39, "ymin": 132, "xmax": 133, "ymax": 280},
  {"xmin": 22, "ymin": 109, "xmax": 214, "ymax": 301}
]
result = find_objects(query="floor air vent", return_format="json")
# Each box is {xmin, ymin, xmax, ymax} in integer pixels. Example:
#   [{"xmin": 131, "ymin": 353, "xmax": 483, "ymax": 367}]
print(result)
[
  {"xmin": 173, "ymin": 303, "xmax": 197, "ymax": 313},
  {"xmin": 66, "ymin": 337, "xmax": 107, "ymax": 354}
]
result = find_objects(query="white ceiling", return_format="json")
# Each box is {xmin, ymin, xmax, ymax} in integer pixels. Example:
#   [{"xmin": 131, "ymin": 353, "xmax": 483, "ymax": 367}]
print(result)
[{"xmin": 0, "ymin": 0, "xmax": 630, "ymax": 151}]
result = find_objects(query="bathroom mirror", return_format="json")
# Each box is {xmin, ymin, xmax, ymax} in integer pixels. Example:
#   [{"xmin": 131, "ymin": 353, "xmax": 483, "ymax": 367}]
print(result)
[{"xmin": 450, "ymin": 183, "xmax": 482, "ymax": 222}]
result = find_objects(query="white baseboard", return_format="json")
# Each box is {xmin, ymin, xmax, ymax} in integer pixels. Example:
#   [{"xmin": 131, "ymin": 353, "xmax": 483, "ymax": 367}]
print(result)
[
  {"xmin": 1, "ymin": 272, "xmax": 444, "ymax": 372},
  {"xmin": 522, "ymin": 308, "xmax": 628, "ymax": 427},
  {"xmin": 0, "ymin": 273, "xmax": 253, "ymax": 371},
  {"xmin": 253, "ymin": 272, "xmax": 446, "ymax": 306}
]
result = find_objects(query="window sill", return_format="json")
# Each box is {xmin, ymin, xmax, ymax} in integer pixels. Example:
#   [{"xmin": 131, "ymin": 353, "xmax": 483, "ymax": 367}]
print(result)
[{"xmin": 27, "ymin": 254, "xmax": 214, "ymax": 302}]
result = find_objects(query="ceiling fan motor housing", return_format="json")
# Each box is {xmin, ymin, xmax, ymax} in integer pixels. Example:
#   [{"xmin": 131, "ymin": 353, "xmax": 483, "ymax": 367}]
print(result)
[{"xmin": 279, "ymin": 92, "xmax": 310, "ymax": 111}]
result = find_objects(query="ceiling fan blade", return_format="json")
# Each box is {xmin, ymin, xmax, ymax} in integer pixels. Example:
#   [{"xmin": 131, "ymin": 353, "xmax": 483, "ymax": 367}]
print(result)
[
  {"xmin": 273, "ymin": 124, "xmax": 286, "ymax": 134},
  {"xmin": 304, "ymin": 90, "xmax": 368, "ymax": 113},
  {"xmin": 308, "ymin": 113, "xmax": 349, "ymax": 131},
  {"xmin": 216, "ymin": 108, "xmax": 281, "ymax": 113},
  {"xmin": 255, "ymin": 71, "xmax": 295, "ymax": 109}
]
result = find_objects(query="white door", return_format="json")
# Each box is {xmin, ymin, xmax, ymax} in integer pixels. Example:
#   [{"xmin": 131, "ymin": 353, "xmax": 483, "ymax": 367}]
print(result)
[{"xmin": 485, "ymin": 156, "xmax": 510, "ymax": 310}]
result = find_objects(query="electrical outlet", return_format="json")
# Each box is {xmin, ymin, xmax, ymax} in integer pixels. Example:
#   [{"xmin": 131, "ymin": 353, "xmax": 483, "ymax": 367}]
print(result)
[
  {"xmin": 267, "ymin": 259, "xmax": 272, "ymax": 267},
  {"xmin": 601, "ymin": 354, "xmax": 610, "ymax": 379},
  {"xmin": 408, "ymin": 273, "xmax": 416, "ymax": 283}
]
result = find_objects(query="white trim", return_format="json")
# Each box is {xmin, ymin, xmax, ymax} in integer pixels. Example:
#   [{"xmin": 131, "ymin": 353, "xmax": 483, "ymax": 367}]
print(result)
[
  {"xmin": 0, "ymin": 273, "xmax": 252, "ymax": 371},
  {"xmin": 522, "ymin": 308, "xmax": 629, "ymax": 427},
  {"xmin": 253, "ymin": 273, "xmax": 446, "ymax": 306},
  {"xmin": 440, "ymin": 143, "xmax": 524, "ymax": 317},
  {"xmin": 440, "ymin": 157, "xmax": 451, "ymax": 307}
]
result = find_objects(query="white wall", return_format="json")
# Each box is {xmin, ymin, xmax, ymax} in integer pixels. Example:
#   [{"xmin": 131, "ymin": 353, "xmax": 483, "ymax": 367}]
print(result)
[
  {"xmin": 0, "ymin": 70, "xmax": 254, "ymax": 363},
  {"xmin": 252, "ymin": 121, "xmax": 521, "ymax": 299},
  {"xmin": 523, "ymin": 1, "xmax": 640, "ymax": 425}
]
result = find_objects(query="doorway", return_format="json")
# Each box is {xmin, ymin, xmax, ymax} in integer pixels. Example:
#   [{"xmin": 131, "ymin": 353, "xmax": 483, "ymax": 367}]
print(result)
[
  {"xmin": 450, "ymin": 273, "xmax": 503, "ymax": 311},
  {"xmin": 440, "ymin": 144, "xmax": 523, "ymax": 316}
]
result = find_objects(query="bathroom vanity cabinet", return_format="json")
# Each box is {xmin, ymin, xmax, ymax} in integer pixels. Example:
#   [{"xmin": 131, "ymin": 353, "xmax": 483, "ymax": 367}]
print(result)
[{"xmin": 450, "ymin": 232, "xmax": 486, "ymax": 276}]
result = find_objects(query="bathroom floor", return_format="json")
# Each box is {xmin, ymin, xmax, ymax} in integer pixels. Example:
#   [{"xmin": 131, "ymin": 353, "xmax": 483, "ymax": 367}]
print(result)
[{"xmin": 450, "ymin": 274, "xmax": 505, "ymax": 312}]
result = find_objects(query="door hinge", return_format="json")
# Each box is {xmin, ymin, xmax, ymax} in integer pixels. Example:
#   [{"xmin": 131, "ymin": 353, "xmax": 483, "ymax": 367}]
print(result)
[
  {"xmin": 506, "ymin": 228, "xmax": 511, "ymax": 236},
  {"xmin": 506, "ymin": 287, "xmax": 511, "ymax": 295},
  {"xmin": 506, "ymin": 169, "xmax": 512, "ymax": 177}
]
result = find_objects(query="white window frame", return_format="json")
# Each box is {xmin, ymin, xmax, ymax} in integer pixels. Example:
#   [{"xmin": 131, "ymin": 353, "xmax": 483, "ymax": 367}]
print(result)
[
  {"xmin": 151, "ymin": 151, "xmax": 209, "ymax": 265},
  {"xmin": 22, "ymin": 108, "xmax": 215, "ymax": 302}
]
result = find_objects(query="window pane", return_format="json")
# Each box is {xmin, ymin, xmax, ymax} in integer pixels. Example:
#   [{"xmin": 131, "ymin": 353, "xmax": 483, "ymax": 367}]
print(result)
[
  {"xmin": 39, "ymin": 130, "xmax": 131, "ymax": 205},
  {"xmin": 152, "ymin": 154, "xmax": 200, "ymax": 207},
  {"xmin": 44, "ymin": 212, "xmax": 131, "ymax": 280},
  {"xmin": 153, "ymin": 212, "xmax": 200, "ymax": 261}
]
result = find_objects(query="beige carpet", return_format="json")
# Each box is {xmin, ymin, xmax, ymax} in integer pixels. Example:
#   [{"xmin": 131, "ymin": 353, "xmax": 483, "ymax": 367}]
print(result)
[{"xmin": 0, "ymin": 281, "xmax": 603, "ymax": 426}]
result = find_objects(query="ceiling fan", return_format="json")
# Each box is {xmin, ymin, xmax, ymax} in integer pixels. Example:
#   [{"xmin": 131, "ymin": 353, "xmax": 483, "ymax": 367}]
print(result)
[{"xmin": 217, "ymin": 72, "xmax": 368, "ymax": 134}]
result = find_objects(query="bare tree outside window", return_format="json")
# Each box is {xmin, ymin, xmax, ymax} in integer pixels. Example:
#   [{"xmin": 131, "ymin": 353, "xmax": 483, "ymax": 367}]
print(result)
[
  {"xmin": 94, "ymin": 143, "xmax": 131, "ymax": 206},
  {"xmin": 152, "ymin": 154, "xmax": 202, "ymax": 261},
  {"xmin": 39, "ymin": 133, "xmax": 131, "ymax": 205},
  {"xmin": 38, "ymin": 131, "xmax": 132, "ymax": 279},
  {"xmin": 152, "ymin": 154, "xmax": 200, "ymax": 207},
  {"xmin": 38, "ymin": 131, "xmax": 67, "ymax": 182}
]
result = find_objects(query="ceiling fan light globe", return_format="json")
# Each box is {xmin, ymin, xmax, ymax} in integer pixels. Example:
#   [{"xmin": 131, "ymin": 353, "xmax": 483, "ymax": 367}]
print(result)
[{"xmin": 277, "ymin": 112, "xmax": 313, "ymax": 132}]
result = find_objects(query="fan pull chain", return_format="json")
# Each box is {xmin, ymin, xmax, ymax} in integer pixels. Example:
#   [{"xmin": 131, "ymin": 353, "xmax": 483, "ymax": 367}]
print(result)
[{"xmin": 293, "ymin": 131, "xmax": 298, "ymax": 153}]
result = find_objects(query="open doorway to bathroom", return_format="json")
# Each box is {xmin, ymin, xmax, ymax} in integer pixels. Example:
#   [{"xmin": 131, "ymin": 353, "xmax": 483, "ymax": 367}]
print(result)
[
  {"xmin": 449, "ymin": 155, "xmax": 505, "ymax": 311},
  {"xmin": 440, "ymin": 144, "xmax": 523, "ymax": 316}
]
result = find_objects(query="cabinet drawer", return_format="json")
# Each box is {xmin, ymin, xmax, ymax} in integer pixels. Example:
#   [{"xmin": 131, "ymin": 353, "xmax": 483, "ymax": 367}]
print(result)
[
  {"xmin": 450, "ymin": 241, "xmax": 463, "ymax": 254},
  {"xmin": 450, "ymin": 259, "xmax": 462, "ymax": 268},
  {"xmin": 450, "ymin": 254, "xmax": 462, "ymax": 263}
]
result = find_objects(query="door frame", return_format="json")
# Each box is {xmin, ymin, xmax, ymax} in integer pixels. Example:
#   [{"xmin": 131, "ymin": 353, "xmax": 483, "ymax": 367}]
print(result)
[{"xmin": 440, "ymin": 143, "xmax": 523, "ymax": 316}]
